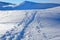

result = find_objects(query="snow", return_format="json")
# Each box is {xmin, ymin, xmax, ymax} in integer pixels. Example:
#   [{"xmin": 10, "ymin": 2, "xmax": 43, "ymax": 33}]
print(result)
[
  {"xmin": 0, "ymin": 6, "xmax": 60, "ymax": 40},
  {"xmin": 2, "ymin": 5, "xmax": 16, "ymax": 8}
]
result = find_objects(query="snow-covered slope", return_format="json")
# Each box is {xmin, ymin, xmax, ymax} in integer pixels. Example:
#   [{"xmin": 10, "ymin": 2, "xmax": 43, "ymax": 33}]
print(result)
[
  {"xmin": 0, "ymin": 1, "xmax": 14, "ymax": 6},
  {"xmin": 0, "ymin": 6, "xmax": 60, "ymax": 40},
  {"xmin": 0, "ymin": 1, "xmax": 60, "ymax": 10},
  {"xmin": 15, "ymin": 1, "xmax": 60, "ymax": 10},
  {"xmin": 0, "ymin": 1, "xmax": 15, "ymax": 10}
]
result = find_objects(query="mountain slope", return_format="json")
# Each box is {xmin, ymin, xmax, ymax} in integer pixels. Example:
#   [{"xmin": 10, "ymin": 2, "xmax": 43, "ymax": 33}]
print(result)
[
  {"xmin": 0, "ymin": 1, "xmax": 14, "ymax": 6},
  {"xmin": 0, "ymin": 1, "xmax": 60, "ymax": 10},
  {"xmin": 15, "ymin": 1, "xmax": 60, "ymax": 10},
  {"xmin": 0, "ymin": 1, "xmax": 15, "ymax": 10},
  {"xmin": 0, "ymin": 6, "xmax": 60, "ymax": 40}
]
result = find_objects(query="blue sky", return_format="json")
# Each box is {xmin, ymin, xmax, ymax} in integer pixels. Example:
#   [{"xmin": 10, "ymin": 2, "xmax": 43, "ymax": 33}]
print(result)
[{"xmin": 0, "ymin": 0, "xmax": 60, "ymax": 4}]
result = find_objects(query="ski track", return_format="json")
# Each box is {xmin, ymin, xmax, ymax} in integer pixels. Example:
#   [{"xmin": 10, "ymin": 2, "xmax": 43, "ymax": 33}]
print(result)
[{"xmin": 0, "ymin": 6, "xmax": 60, "ymax": 40}]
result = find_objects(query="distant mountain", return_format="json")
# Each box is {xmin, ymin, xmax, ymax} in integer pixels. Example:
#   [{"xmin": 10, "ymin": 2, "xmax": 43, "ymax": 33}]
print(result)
[
  {"xmin": 0, "ymin": 1, "xmax": 14, "ymax": 6},
  {"xmin": 15, "ymin": 1, "xmax": 60, "ymax": 10},
  {"xmin": 0, "ymin": 1, "xmax": 15, "ymax": 10},
  {"xmin": 0, "ymin": 1, "xmax": 60, "ymax": 10}
]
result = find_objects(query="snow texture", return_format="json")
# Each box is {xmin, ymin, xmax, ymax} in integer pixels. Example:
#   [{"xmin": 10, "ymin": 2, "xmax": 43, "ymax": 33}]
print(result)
[{"xmin": 0, "ymin": 6, "xmax": 60, "ymax": 40}]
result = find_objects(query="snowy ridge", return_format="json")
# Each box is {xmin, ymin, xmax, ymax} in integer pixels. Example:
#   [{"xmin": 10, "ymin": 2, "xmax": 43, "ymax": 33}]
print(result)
[{"xmin": 0, "ymin": 1, "xmax": 60, "ymax": 10}]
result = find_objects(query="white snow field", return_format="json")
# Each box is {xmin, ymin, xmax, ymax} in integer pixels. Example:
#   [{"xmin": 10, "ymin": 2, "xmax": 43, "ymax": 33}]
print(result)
[{"xmin": 0, "ymin": 6, "xmax": 60, "ymax": 40}]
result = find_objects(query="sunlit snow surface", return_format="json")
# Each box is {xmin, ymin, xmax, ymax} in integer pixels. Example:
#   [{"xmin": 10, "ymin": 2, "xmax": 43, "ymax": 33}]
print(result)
[{"xmin": 0, "ymin": 6, "xmax": 60, "ymax": 40}]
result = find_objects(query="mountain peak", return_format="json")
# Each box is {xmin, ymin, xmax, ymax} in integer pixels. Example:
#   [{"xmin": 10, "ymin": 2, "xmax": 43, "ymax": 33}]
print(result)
[
  {"xmin": 23, "ymin": 1, "xmax": 35, "ymax": 3},
  {"xmin": 21, "ymin": 1, "xmax": 39, "ymax": 4},
  {"xmin": 14, "ymin": 1, "xmax": 60, "ymax": 10},
  {"xmin": 0, "ymin": 1, "xmax": 60, "ymax": 10}
]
